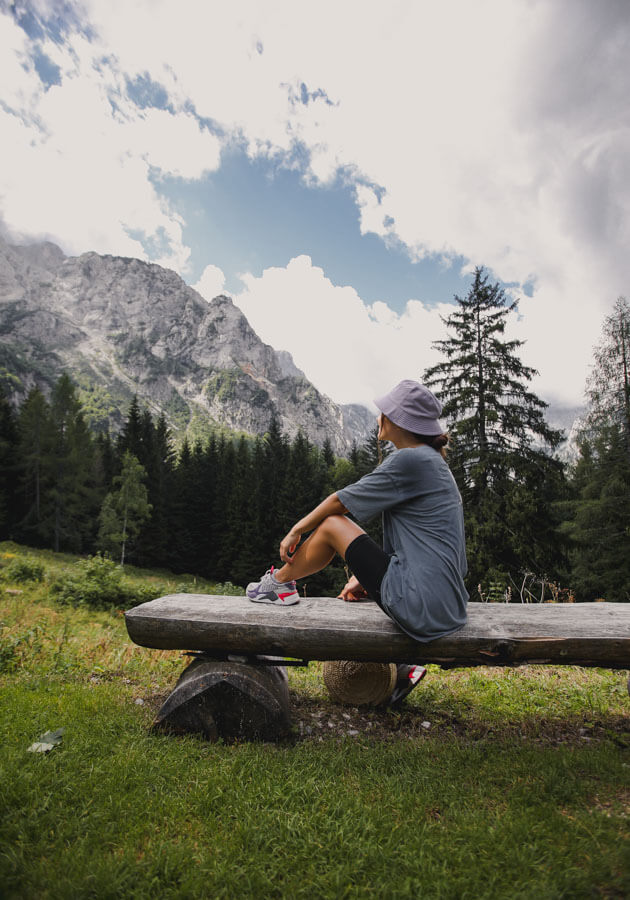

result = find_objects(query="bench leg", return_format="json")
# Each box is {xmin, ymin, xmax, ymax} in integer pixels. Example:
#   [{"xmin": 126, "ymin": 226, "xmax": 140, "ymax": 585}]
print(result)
[{"xmin": 153, "ymin": 655, "xmax": 292, "ymax": 742}]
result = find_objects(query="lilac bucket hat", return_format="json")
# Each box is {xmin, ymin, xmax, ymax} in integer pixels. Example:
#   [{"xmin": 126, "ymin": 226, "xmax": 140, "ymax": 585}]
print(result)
[{"xmin": 374, "ymin": 380, "xmax": 444, "ymax": 436}]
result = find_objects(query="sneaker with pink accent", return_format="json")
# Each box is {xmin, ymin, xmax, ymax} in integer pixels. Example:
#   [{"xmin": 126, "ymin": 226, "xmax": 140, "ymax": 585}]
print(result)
[
  {"xmin": 389, "ymin": 664, "xmax": 427, "ymax": 706},
  {"xmin": 246, "ymin": 567, "xmax": 299, "ymax": 606}
]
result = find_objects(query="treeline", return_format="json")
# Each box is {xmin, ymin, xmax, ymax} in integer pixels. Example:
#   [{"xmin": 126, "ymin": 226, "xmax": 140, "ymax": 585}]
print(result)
[
  {"xmin": 0, "ymin": 273, "xmax": 628, "ymax": 602},
  {"xmin": 0, "ymin": 380, "xmax": 379, "ymax": 596}
]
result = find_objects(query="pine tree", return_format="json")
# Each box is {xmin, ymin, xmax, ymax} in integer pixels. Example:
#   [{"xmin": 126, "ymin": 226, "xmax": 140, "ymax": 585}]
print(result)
[
  {"xmin": 258, "ymin": 417, "xmax": 290, "ymax": 563},
  {"xmin": 149, "ymin": 413, "xmax": 176, "ymax": 567},
  {"xmin": 328, "ymin": 457, "xmax": 357, "ymax": 494},
  {"xmin": 357, "ymin": 425, "xmax": 391, "ymax": 476},
  {"xmin": 277, "ymin": 432, "xmax": 336, "ymax": 595},
  {"xmin": 47, "ymin": 374, "xmax": 97, "ymax": 552},
  {"xmin": 185, "ymin": 439, "xmax": 215, "ymax": 576},
  {"xmin": 424, "ymin": 267, "xmax": 565, "ymax": 592},
  {"xmin": 196, "ymin": 433, "xmax": 220, "ymax": 578},
  {"xmin": 98, "ymin": 451, "xmax": 152, "ymax": 565},
  {"xmin": 0, "ymin": 383, "xmax": 19, "ymax": 538},
  {"xmin": 15, "ymin": 387, "xmax": 52, "ymax": 544},
  {"xmin": 211, "ymin": 437, "xmax": 237, "ymax": 581},
  {"xmin": 563, "ymin": 427, "xmax": 630, "ymax": 601},
  {"xmin": 247, "ymin": 435, "xmax": 268, "ymax": 573},
  {"xmin": 342, "ymin": 425, "xmax": 392, "ymax": 547},
  {"xmin": 94, "ymin": 431, "xmax": 116, "ymax": 492},
  {"xmin": 130, "ymin": 409, "xmax": 170, "ymax": 567},
  {"xmin": 321, "ymin": 437, "xmax": 335, "ymax": 469},
  {"xmin": 167, "ymin": 437, "xmax": 199, "ymax": 574},
  {"xmin": 116, "ymin": 396, "xmax": 144, "ymax": 462},
  {"xmin": 348, "ymin": 439, "xmax": 361, "ymax": 473},
  {"xmin": 226, "ymin": 436, "xmax": 264, "ymax": 587},
  {"xmin": 583, "ymin": 296, "xmax": 630, "ymax": 453},
  {"xmin": 562, "ymin": 298, "xmax": 630, "ymax": 601},
  {"xmin": 279, "ymin": 432, "xmax": 326, "ymax": 534}
]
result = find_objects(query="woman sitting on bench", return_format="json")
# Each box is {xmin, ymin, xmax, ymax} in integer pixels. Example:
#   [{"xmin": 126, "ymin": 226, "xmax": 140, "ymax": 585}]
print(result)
[{"xmin": 246, "ymin": 380, "xmax": 468, "ymax": 647}]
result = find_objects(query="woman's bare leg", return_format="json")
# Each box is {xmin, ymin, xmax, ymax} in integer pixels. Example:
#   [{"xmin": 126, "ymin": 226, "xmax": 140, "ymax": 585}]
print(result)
[{"xmin": 273, "ymin": 515, "xmax": 365, "ymax": 583}]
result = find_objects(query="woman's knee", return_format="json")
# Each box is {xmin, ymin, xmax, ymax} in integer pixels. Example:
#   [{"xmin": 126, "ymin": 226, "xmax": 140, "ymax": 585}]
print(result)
[
  {"xmin": 319, "ymin": 515, "xmax": 364, "ymax": 552},
  {"xmin": 318, "ymin": 514, "xmax": 352, "ymax": 535}
]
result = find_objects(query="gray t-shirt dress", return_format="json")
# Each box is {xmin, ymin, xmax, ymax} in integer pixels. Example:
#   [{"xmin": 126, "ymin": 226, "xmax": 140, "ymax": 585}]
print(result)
[{"xmin": 337, "ymin": 446, "xmax": 468, "ymax": 642}]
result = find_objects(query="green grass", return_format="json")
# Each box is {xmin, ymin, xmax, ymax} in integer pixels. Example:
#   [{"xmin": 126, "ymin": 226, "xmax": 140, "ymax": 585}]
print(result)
[{"xmin": 1, "ymin": 542, "xmax": 629, "ymax": 899}]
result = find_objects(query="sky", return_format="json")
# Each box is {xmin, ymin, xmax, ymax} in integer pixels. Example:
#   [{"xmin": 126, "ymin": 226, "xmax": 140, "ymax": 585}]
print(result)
[{"xmin": 1, "ymin": 0, "xmax": 629, "ymax": 416}]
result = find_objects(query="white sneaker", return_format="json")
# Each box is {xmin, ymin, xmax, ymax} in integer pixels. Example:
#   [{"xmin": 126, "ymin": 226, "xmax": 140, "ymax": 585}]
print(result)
[{"xmin": 246, "ymin": 567, "xmax": 300, "ymax": 605}]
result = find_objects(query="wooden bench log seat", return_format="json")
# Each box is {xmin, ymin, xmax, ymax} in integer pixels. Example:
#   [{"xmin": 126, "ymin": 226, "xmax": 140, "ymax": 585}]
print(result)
[{"xmin": 125, "ymin": 596, "xmax": 630, "ymax": 742}]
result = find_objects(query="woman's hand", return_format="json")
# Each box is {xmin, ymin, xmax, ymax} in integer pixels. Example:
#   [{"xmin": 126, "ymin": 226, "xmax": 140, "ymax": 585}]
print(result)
[
  {"xmin": 338, "ymin": 575, "xmax": 368, "ymax": 602},
  {"xmin": 277, "ymin": 494, "xmax": 349, "ymax": 567},
  {"xmin": 279, "ymin": 528, "xmax": 301, "ymax": 564}
]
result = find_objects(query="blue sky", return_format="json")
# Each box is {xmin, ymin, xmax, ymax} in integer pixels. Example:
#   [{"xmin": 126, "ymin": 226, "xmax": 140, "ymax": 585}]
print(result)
[
  {"xmin": 1, "ymin": 1, "xmax": 629, "ymax": 411},
  {"xmin": 159, "ymin": 148, "xmax": 471, "ymax": 311}
]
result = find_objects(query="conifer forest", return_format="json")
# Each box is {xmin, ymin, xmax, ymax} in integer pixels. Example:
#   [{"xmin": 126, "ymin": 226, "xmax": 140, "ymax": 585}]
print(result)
[{"xmin": 1, "ymin": 271, "xmax": 629, "ymax": 602}]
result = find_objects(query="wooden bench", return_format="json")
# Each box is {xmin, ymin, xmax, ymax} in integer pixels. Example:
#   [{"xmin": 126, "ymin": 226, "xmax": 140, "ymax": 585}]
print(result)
[{"xmin": 125, "ymin": 596, "xmax": 630, "ymax": 742}]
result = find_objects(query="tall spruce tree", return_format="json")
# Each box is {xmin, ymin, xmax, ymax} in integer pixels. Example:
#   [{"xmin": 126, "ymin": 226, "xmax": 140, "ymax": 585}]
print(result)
[
  {"xmin": 583, "ymin": 296, "xmax": 630, "ymax": 452},
  {"xmin": 424, "ymin": 267, "xmax": 565, "ymax": 593},
  {"xmin": 562, "ymin": 298, "xmax": 630, "ymax": 601}
]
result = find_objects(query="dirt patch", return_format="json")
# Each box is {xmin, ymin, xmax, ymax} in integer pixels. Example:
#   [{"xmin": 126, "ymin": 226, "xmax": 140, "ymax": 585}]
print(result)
[
  {"xmin": 289, "ymin": 692, "xmax": 630, "ymax": 746},
  {"xmin": 589, "ymin": 790, "xmax": 630, "ymax": 819}
]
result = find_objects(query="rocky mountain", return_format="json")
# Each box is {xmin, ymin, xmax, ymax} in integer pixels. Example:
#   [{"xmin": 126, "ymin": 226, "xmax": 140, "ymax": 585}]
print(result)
[
  {"xmin": 0, "ymin": 236, "xmax": 374, "ymax": 453},
  {"xmin": 544, "ymin": 404, "xmax": 585, "ymax": 463}
]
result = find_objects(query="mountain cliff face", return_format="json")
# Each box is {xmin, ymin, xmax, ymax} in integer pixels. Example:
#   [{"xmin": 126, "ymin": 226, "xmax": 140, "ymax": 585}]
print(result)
[{"xmin": 0, "ymin": 237, "xmax": 374, "ymax": 452}]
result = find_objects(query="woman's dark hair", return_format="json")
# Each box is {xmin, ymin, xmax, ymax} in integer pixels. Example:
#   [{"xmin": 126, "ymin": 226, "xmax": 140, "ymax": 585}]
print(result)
[
  {"xmin": 410, "ymin": 432, "xmax": 449, "ymax": 458},
  {"xmin": 376, "ymin": 430, "xmax": 449, "ymax": 463}
]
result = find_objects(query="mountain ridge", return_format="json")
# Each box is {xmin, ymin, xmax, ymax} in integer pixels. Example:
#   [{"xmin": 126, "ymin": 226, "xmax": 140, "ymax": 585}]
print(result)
[{"xmin": 0, "ymin": 237, "xmax": 374, "ymax": 452}]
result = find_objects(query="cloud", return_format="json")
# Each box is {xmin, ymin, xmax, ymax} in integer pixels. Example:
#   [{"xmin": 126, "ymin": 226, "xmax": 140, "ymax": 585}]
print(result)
[
  {"xmin": 192, "ymin": 264, "xmax": 226, "ymax": 301},
  {"xmin": 123, "ymin": 108, "xmax": 221, "ymax": 181},
  {"xmin": 0, "ymin": 11, "xmax": 221, "ymax": 269},
  {"xmin": 3, "ymin": 1, "xmax": 629, "ymax": 409},
  {"xmin": 234, "ymin": 255, "xmax": 452, "ymax": 409}
]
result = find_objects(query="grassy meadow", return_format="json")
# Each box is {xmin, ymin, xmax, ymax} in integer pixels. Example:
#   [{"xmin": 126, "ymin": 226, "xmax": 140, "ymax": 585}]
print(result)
[{"xmin": 0, "ymin": 542, "xmax": 629, "ymax": 899}]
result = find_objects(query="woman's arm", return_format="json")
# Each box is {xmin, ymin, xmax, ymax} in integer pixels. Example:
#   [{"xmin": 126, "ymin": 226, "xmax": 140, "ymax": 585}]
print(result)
[{"xmin": 279, "ymin": 492, "xmax": 348, "ymax": 563}]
